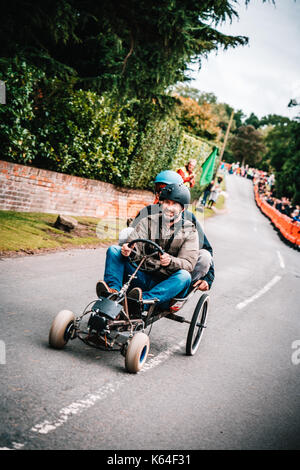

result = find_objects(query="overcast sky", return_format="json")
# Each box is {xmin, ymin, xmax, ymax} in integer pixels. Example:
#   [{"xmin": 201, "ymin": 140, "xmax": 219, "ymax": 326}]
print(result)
[{"xmin": 189, "ymin": 0, "xmax": 300, "ymax": 120}]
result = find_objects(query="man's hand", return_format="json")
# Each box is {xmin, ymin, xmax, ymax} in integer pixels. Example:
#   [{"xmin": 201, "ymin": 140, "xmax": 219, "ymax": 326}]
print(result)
[
  {"xmin": 159, "ymin": 252, "xmax": 171, "ymax": 267},
  {"xmin": 193, "ymin": 279, "xmax": 209, "ymax": 291},
  {"xmin": 121, "ymin": 243, "xmax": 133, "ymax": 257}
]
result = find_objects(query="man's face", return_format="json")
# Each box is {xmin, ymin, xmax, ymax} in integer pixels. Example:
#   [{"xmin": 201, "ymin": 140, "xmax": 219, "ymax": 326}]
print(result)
[
  {"xmin": 161, "ymin": 199, "xmax": 183, "ymax": 222},
  {"xmin": 188, "ymin": 162, "xmax": 196, "ymax": 172}
]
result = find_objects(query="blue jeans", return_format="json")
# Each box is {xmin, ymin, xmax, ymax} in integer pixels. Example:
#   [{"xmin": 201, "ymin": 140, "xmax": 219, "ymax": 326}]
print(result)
[{"xmin": 104, "ymin": 245, "xmax": 191, "ymax": 309}]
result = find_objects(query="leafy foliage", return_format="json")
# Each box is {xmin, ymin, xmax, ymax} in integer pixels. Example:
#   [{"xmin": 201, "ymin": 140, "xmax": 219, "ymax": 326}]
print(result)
[
  {"xmin": 4, "ymin": 0, "xmax": 297, "ymax": 200},
  {"xmin": 174, "ymin": 94, "xmax": 222, "ymax": 141},
  {"xmin": 0, "ymin": 0, "xmax": 249, "ymax": 100},
  {"xmin": 244, "ymin": 112, "xmax": 261, "ymax": 129},
  {"xmin": 35, "ymin": 89, "xmax": 139, "ymax": 185},
  {"xmin": 264, "ymin": 120, "xmax": 300, "ymax": 204},
  {"xmin": 172, "ymin": 133, "xmax": 215, "ymax": 197},
  {"xmin": 228, "ymin": 125, "xmax": 266, "ymax": 167},
  {"xmin": 0, "ymin": 58, "xmax": 45, "ymax": 164},
  {"xmin": 0, "ymin": 58, "xmax": 139, "ymax": 185},
  {"xmin": 125, "ymin": 115, "xmax": 183, "ymax": 189},
  {"xmin": 172, "ymin": 133, "xmax": 214, "ymax": 172}
]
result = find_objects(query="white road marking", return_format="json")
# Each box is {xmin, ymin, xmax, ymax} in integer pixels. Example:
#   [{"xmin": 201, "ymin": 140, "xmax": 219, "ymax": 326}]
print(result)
[
  {"xmin": 236, "ymin": 275, "xmax": 282, "ymax": 310},
  {"xmin": 276, "ymin": 250, "xmax": 285, "ymax": 269},
  {"xmin": 12, "ymin": 442, "xmax": 24, "ymax": 450},
  {"xmin": 0, "ymin": 442, "xmax": 24, "ymax": 451},
  {"xmin": 31, "ymin": 340, "xmax": 185, "ymax": 436}
]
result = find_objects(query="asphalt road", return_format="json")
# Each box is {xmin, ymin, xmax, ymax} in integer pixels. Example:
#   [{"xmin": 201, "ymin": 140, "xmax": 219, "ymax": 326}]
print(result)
[{"xmin": 0, "ymin": 174, "xmax": 300, "ymax": 451}]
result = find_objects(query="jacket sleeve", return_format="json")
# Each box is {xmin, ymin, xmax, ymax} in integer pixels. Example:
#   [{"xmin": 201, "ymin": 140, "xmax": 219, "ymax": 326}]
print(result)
[
  {"xmin": 186, "ymin": 211, "xmax": 213, "ymax": 255},
  {"xmin": 201, "ymin": 261, "xmax": 215, "ymax": 289}
]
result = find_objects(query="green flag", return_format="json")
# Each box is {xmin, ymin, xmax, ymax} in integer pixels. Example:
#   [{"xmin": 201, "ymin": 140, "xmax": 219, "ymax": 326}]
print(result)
[{"xmin": 199, "ymin": 147, "xmax": 218, "ymax": 186}]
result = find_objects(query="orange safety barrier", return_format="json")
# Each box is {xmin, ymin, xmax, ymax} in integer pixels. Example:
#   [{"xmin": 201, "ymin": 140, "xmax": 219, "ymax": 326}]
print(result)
[
  {"xmin": 289, "ymin": 221, "xmax": 300, "ymax": 246},
  {"xmin": 254, "ymin": 184, "xmax": 300, "ymax": 249},
  {"xmin": 280, "ymin": 215, "xmax": 294, "ymax": 243}
]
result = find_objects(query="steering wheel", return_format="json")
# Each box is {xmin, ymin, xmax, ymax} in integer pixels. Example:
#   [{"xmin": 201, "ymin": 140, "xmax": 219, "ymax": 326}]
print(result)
[{"xmin": 127, "ymin": 238, "xmax": 164, "ymax": 272}]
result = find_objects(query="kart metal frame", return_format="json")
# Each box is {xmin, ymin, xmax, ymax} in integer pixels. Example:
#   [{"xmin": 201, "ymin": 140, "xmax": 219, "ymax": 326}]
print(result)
[{"xmin": 49, "ymin": 239, "xmax": 209, "ymax": 373}]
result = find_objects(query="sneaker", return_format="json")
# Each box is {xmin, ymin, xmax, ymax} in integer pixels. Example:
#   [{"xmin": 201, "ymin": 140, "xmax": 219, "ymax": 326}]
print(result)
[
  {"xmin": 127, "ymin": 287, "xmax": 143, "ymax": 318},
  {"xmin": 96, "ymin": 280, "xmax": 118, "ymax": 298}
]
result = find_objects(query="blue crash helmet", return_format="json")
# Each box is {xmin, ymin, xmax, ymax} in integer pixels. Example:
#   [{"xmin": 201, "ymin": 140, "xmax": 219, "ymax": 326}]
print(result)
[{"xmin": 154, "ymin": 170, "xmax": 183, "ymax": 186}]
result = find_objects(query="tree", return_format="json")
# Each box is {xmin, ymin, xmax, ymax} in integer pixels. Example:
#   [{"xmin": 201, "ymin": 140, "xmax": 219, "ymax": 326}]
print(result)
[
  {"xmin": 0, "ymin": 0, "xmax": 250, "ymax": 100},
  {"xmin": 198, "ymin": 92, "xmax": 218, "ymax": 105},
  {"xmin": 233, "ymin": 109, "xmax": 246, "ymax": 129},
  {"xmin": 259, "ymin": 114, "xmax": 291, "ymax": 127},
  {"xmin": 210, "ymin": 102, "xmax": 235, "ymax": 132},
  {"xmin": 264, "ymin": 120, "xmax": 300, "ymax": 204},
  {"xmin": 175, "ymin": 94, "xmax": 222, "ymax": 141},
  {"xmin": 244, "ymin": 112, "xmax": 261, "ymax": 129},
  {"xmin": 229, "ymin": 125, "xmax": 265, "ymax": 166},
  {"xmin": 171, "ymin": 84, "xmax": 204, "ymax": 102}
]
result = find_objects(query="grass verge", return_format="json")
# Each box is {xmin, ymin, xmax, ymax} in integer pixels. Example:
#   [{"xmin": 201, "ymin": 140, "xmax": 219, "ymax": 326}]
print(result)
[
  {"xmin": 0, "ymin": 211, "xmax": 126, "ymax": 256},
  {"xmin": 0, "ymin": 176, "xmax": 227, "ymax": 256}
]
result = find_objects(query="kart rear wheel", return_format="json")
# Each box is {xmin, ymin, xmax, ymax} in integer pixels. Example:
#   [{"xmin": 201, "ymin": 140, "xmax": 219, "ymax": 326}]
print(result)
[
  {"xmin": 186, "ymin": 294, "xmax": 209, "ymax": 356},
  {"xmin": 49, "ymin": 310, "xmax": 75, "ymax": 349},
  {"xmin": 125, "ymin": 332, "xmax": 150, "ymax": 373}
]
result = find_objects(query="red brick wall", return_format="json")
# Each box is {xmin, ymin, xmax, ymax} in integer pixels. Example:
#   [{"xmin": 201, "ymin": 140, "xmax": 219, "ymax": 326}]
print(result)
[{"xmin": 0, "ymin": 160, "xmax": 154, "ymax": 219}]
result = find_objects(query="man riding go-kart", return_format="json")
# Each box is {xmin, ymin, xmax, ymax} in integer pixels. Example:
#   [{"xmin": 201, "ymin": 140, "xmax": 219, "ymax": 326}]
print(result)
[
  {"xmin": 49, "ymin": 181, "xmax": 212, "ymax": 373},
  {"xmin": 96, "ymin": 183, "xmax": 200, "ymax": 314},
  {"xmin": 118, "ymin": 170, "xmax": 214, "ymax": 294}
]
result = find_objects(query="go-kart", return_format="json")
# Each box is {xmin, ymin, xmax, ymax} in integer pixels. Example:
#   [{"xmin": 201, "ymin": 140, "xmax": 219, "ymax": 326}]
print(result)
[{"xmin": 48, "ymin": 239, "xmax": 209, "ymax": 373}]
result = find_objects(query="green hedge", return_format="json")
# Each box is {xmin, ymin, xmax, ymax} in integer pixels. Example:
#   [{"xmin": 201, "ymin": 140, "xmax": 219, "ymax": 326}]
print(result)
[
  {"xmin": 172, "ymin": 133, "xmax": 213, "ymax": 173},
  {"xmin": 0, "ymin": 58, "xmax": 138, "ymax": 186},
  {"xmin": 0, "ymin": 59, "xmax": 44, "ymax": 164},
  {"xmin": 34, "ymin": 89, "xmax": 139, "ymax": 185},
  {"xmin": 125, "ymin": 116, "xmax": 183, "ymax": 189},
  {"xmin": 0, "ymin": 58, "xmax": 217, "ymax": 190},
  {"xmin": 172, "ymin": 133, "xmax": 216, "ymax": 201},
  {"xmin": 125, "ymin": 125, "xmax": 215, "ymax": 190}
]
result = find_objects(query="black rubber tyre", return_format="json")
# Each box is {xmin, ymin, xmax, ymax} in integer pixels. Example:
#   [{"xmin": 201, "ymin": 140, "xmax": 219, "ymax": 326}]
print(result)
[
  {"xmin": 49, "ymin": 310, "xmax": 75, "ymax": 349},
  {"xmin": 186, "ymin": 294, "xmax": 209, "ymax": 356},
  {"xmin": 125, "ymin": 332, "xmax": 150, "ymax": 373}
]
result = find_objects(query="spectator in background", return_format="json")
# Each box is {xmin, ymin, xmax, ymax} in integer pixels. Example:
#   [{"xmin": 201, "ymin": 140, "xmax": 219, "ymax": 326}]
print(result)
[
  {"xmin": 275, "ymin": 198, "xmax": 284, "ymax": 213},
  {"xmin": 201, "ymin": 179, "xmax": 214, "ymax": 207},
  {"xmin": 207, "ymin": 176, "xmax": 223, "ymax": 209},
  {"xmin": 265, "ymin": 194, "xmax": 275, "ymax": 206},
  {"xmin": 229, "ymin": 161, "xmax": 299, "ymax": 226},
  {"xmin": 247, "ymin": 168, "xmax": 254, "ymax": 180},
  {"xmin": 291, "ymin": 209, "xmax": 300, "ymax": 223},
  {"xmin": 177, "ymin": 159, "xmax": 197, "ymax": 188},
  {"xmin": 267, "ymin": 173, "xmax": 275, "ymax": 191},
  {"xmin": 275, "ymin": 197, "xmax": 292, "ymax": 217}
]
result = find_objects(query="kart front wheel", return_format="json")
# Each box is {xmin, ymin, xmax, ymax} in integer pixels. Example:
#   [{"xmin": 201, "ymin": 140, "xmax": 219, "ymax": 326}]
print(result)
[
  {"xmin": 49, "ymin": 310, "xmax": 75, "ymax": 349},
  {"xmin": 125, "ymin": 332, "xmax": 150, "ymax": 373}
]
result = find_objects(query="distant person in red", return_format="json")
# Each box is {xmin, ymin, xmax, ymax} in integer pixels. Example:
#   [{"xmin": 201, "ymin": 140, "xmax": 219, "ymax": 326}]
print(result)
[{"xmin": 177, "ymin": 159, "xmax": 197, "ymax": 188}]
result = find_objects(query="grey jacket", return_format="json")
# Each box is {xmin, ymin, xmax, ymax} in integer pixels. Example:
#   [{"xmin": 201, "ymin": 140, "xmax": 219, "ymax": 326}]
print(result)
[{"xmin": 126, "ymin": 213, "xmax": 199, "ymax": 276}]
